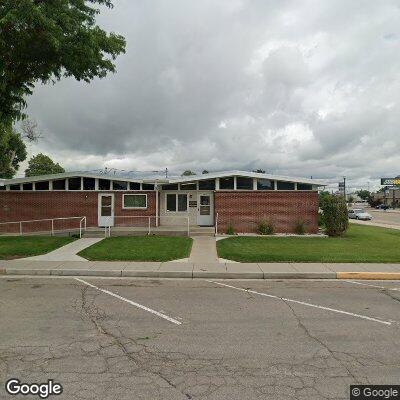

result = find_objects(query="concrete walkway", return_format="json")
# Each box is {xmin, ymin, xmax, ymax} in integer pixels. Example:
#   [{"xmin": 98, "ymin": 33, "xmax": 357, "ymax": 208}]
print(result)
[
  {"xmin": 22, "ymin": 238, "xmax": 103, "ymax": 261},
  {"xmin": 188, "ymin": 236, "xmax": 219, "ymax": 263}
]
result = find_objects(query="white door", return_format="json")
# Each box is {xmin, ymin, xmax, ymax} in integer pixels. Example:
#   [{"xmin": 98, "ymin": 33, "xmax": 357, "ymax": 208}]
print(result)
[
  {"xmin": 98, "ymin": 193, "xmax": 114, "ymax": 227},
  {"xmin": 197, "ymin": 193, "xmax": 214, "ymax": 226}
]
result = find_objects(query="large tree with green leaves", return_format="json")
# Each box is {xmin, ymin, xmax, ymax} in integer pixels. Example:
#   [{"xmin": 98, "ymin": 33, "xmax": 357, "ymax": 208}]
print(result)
[
  {"xmin": 0, "ymin": 0, "xmax": 126, "ymax": 123},
  {"xmin": 25, "ymin": 153, "xmax": 65, "ymax": 177}
]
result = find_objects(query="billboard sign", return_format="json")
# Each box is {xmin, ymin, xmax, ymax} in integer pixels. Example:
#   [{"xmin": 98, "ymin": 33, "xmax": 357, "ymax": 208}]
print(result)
[{"xmin": 381, "ymin": 178, "xmax": 400, "ymax": 186}]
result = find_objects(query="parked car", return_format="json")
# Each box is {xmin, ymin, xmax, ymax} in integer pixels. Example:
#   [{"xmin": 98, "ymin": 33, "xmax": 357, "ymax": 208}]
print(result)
[
  {"xmin": 348, "ymin": 208, "xmax": 373, "ymax": 220},
  {"xmin": 375, "ymin": 204, "xmax": 389, "ymax": 210}
]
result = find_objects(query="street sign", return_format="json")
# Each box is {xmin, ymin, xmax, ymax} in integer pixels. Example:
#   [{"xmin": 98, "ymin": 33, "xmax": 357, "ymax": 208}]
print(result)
[{"xmin": 381, "ymin": 178, "xmax": 400, "ymax": 186}]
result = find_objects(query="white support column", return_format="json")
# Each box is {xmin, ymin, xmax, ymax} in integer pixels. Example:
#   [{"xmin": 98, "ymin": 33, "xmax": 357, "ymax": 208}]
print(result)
[
  {"xmin": 294, "ymin": 182, "xmax": 298, "ymax": 190},
  {"xmin": 215, "ymin": 178, "xmax": 220, "ymax": 190},
  {"xmin": 253, "ymin": 178, "xmax": 257, "ymax": 190},
  {"xmin": 274, "ymin": 180, "xmax": 277, "ymax": 190},
  {"xmin": 95, "ymin": 178, "xmax": 99, "ymax": 191},
  {"xmin": 20, "ymin": 184, "xmax": 23, "ymax": 190},
  {"xmin": 66, "ymin": 178, "xmax": 69, "ymax": 190},
  {"xmin": 49, "ymin": 180, "xmax": 53, "ymax": 191},
  {"xmin": 32, "ymin": 183, "xmax": 35, "ymax": 191},
  {"xmin": 80, "ymin": 177, "xmax": 83, "ymax": 190},
  {"xmin": 5, "ymin": 185, "xmax": 10, "ymax": 191},
  {"xmin": 233, "ymin": 176, "xmax": 237, "ymax": 190}
]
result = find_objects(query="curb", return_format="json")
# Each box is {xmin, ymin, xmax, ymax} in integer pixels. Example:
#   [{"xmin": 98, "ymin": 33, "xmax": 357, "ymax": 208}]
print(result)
[{"xmin": 337, "ymin": 272, "xmax": 400, "ymax": 280}]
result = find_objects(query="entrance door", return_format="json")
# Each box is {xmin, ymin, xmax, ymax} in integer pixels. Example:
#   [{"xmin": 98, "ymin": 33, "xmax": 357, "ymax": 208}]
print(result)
[
  {"xmin": 98, "ymin": 194, "xmax": 114, "ymax": 227},
  {"xmin": 197, "ymin": 193, "xmax": 213, "ymax": 226}
]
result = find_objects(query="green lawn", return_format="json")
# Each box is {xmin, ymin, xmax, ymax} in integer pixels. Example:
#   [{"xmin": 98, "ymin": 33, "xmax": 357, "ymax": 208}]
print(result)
[
  {"xmin": 79, "ymin": 236, "xmax": 193, "ymax": 262},
  {"xmin": 0, "ymin": 236, "xmax": 76, "ymax": 260},
  {"xmin": 217, "ymin": 225, "xmax": 400, "ymax": 263}
]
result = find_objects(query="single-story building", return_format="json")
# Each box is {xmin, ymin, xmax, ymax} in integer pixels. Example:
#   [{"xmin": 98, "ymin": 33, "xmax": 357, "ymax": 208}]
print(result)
[{"xmin": 0, "ymin": 170, "xmax": 325, "ymax": 234}]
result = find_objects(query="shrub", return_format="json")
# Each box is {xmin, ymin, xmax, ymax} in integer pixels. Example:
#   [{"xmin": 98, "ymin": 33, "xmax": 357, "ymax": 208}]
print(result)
[
  {"xmin": 320, "ymin": 195, "xmax": 349, "ymax": 237},
  {"xmin": 226, "ymin": 223, "xmax": 235, "ymax": 235},
  {"xmin": 294, "ymin": 220, "xmax": 306, "ymax": 235},
  {"xmin": 257, "ymin": 219, "xmax": 274, "ymax": 235},
  {"xmin": 318, "ymin": 212, "xmax": 325, "ymax": 227}
]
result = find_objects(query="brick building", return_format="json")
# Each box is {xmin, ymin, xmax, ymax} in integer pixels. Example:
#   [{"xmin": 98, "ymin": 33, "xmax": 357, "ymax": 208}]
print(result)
[{"xmin": 0, "ymin": 170, "xmax": 325, "ymax": 234}]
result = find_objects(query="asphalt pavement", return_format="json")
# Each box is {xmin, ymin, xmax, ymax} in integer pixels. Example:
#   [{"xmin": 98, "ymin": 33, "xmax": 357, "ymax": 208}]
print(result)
[{"xmin": 1, "ymin": 277, "xmax": 400, "ymax": 399}]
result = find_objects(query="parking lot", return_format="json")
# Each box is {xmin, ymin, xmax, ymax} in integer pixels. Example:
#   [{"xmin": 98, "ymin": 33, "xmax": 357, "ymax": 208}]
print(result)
[{"xmin": 1, "ymin": 277, "xmax": 400, "ymax": 399}]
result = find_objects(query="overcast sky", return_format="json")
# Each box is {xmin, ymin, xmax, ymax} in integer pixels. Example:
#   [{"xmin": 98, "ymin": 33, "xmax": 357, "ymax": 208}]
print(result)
[{"xmin": 24, "ymin": 0, "xmax": 400, "ymax": 191}]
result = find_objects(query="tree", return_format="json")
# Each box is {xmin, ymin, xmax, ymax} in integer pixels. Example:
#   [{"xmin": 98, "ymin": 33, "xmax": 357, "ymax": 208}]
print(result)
[
  {"xmin": 318, "ymin": 191, "xmax": 332, "ymax": 209},
  {"xmin": 202, "ymin": 170, "xmax": 209, "ymax": 174},
  {"xmin": 253, "ymin": 169, "xmax": 266, "ymax": 173},
  {"xmin": 0, "ymin": 0, "xmax": 126, "ymax": 124},
  {"xmin": 182, "ymin": 170, "xmax": 196, "ymax": 176},
  {"xmin": 320, "ymin": 194, "xmax": 349, "ymax": 237},
  {"xmin": 25, "ymin": 154, "xmax": 65, "ymax": 177},
  {"xmin": 0, "ymin": 123, "xmax": 27, "ymax": 178},
  {"xmin": 356, "ymin": 190, "xmax": 371, "ymax": 201}
]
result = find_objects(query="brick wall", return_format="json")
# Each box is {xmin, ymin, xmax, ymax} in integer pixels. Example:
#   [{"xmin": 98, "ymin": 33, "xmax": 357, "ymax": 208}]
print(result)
[
  {"xmin": 0, "ymin": 191, "xmax": 156, "ymax": 233},
  {"xmin": 215, "ymin": 191, "xmax": 318, "ymax": 234}
]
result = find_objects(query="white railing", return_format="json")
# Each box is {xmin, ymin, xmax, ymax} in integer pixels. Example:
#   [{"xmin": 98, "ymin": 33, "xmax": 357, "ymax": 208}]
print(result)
[
  {"xmin": 103, "ymin": 215, "xmax": 190, "ymax": 237},
  {"xmin": 0, "ymin": 216, "xmax": 87, "ymax": 238},
  {"xmin": 215, "ymin": 212, "xmax": 219, "ymax": 236}
]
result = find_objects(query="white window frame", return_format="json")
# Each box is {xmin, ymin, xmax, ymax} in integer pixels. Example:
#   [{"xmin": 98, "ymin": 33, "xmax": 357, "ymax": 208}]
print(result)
[
  {"xmin": 165, "ymin": 192, "xmax": 189, "ymax": 213},
  {"xmin": 122, "ymin": 194, "xmax": 148, "ymax": 209}
]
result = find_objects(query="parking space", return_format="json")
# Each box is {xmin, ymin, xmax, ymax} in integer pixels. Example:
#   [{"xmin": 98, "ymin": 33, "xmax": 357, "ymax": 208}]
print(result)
[{"xmin": 1, "ymin": 277, "xmax": 400, "ymax": 399}]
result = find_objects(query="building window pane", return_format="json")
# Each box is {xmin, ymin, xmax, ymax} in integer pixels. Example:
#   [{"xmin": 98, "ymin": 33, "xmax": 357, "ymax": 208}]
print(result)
[
  {"xmin": 123, "ymin": 194, "xmax": 147, "ymax": 209},
  {"xmin": 129, "ymin": 182, "xmax": 141, "ymax": 190},
  {"xmin": 0, "ymin": 186, "xmax": 6, "ymax": 191},
  {"xmin": 23, "ymin": 183, "xmax": 33, "ymax": 191},
  {"xmin": 257, "ymin": 179, "xmax": 273, "ymax": 190},
  {"xmin": 113, "ymin": 181, "xmax": 128, "ymax": 190},
  {"xmin": 297, "ymin": 183, "xmax": 312, "ymax": 190},
  {"xmin": 198, "ymin": 179, "xmax": 215, "ymax": 190},
  {"xmin": 35, "ymin": 181, "xmax": 49, "ymax": 190},
  {"xmin": 277, "ymin": 181, "xmax": 295, "ymax": 190},
  {"xmin": 178, "ymin": 194, "xmax": 188, "ymax": 211},
  {"xmin": 10, "ymin": 184, "xmax": 20, "ymax": 191},
  {"xmin": 236, "ymin": 177, "xmax": 253, "ymax": 190},
  {"xmin": 180, "ymin": 182, "xmax": 197, "ymax": 190},
  {"xmin": 166, "ymin": 194, "xmax": 176, "ymax": 211},
  {"xmin": 83, "ymin": 178, "xmax": 95, "ymax": 190},
  {"xmin": 53, "ymin": 179, "xmax": 66, "ymax": 190},
  {"xmin": 98, "ymin": 179, "xmax": 110, "ymax": 190},
  {"xmin": 142, "ymin": 183, "xmax": 154, "ymax": 190},
  {"xmin": 220, "ymin": 177, "xmax": 234, "ymax": 190},
  {"xmin": 163, "ymin": 183, "xmax": 178, "ymax": 190},
  {"xmin": 68, "ymin": 177, "xmax": 81, "ymax": 190}
]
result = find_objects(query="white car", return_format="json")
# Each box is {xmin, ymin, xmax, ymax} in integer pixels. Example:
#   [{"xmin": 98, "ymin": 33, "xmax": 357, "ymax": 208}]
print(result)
[{"xmin": 348, "ymin": 208, "xmax": 372, "ymax": 220}]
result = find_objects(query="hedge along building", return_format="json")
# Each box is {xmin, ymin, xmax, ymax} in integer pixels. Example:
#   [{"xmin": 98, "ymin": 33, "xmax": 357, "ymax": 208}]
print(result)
[{"xmin": 0, "ymin": 170, "xmax": 325, "ymax": 234}]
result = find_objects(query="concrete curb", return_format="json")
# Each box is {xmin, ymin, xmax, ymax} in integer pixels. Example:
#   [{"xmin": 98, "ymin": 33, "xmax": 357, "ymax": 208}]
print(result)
[{"xmin": 337, "ymin": 272, "xmax": 400, "ymax": 280}]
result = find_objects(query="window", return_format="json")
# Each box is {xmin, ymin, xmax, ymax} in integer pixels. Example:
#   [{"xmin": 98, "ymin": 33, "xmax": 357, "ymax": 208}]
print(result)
[
  {"xmin": 35, "ymin": 181, "xmax": 49, "ymax": 190},
  {"xmin": 142, "ymin": 183, "xmax": 155, "ymax": 190},
  {"xmin": 198, "ymin": 179, "xmax": 215, "ymax": 190},
  {"xmin": 166, "ymin": 193, "xmax": 188, "ymax": 212},
  {"xmin": 277, "ymin": 181, "xmax": 295, "ymax": 190},
  {"xmin": 98, "ymin": 179, "xmax": 110, "ymax": 190},
  {"xmin": 53, "ymin": 179, "xmax": 66, "ymax": 190},
  {"xmin": 129, "ymin": 182, "xmax": 141, "ymax": 190},
  {"xmin": 236, "ymin": 177, "xmax": 253, "ymax": 190},
  {"xmin": 220, "ymin": 177, "xmax": 234, "ymax": 190},
  {"xmin": 10, "ymin": 184, "xmax": 20, "ymax": 191},
  {"xmin": 257, "ymin": 179, "xmax": 273, "ymax": 190},
  {"xmin": 23, "ymin": 183, "xmax": 33, "ymax": 191},
  {"xmin": 123, "ymin": 194, "xmax": 147, "ymax": 209},
  {"xmin": 180, "ymin": 182, "xmax": 197, "ymax": 190},
  {"xmin": 0, "ymin": 185, "xmax": 6, "ymax": 191},
  {"xmin": 163, "ymin": 183, "xmax": 178, "ymax": 190},
  {"xmin": 68, "ymin": 177, "xmax": 81, "ymax": 190},
  {"xmin": 83, "ymin": 178, "xmax": 95, "ymax": 190},
  {"xmin": 297, "ymin": 183, "xmax": 312, "ymax": 190},
  {"xmin": 113, "ymin": 181, "xmax": 128, "ymax": 190}
]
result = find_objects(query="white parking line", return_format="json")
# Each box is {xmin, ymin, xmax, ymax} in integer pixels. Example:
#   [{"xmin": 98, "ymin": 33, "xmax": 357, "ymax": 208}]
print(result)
[
  {"xmin": 74, "ymin": 278, "xmax": 182, "ymax": 325},
  {"xmin": 206, "ymin": 280, "xmax": 392, "ymax": 326},
  {"xmin": 343, "ymin": 280, "xmax": 400, "ymax": 291}
]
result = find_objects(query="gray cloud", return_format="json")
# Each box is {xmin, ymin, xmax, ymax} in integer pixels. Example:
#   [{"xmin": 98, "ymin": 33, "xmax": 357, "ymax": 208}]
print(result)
[{"xmin": 24, "ymin": 0, "xmax": 400, "ymax": 190}]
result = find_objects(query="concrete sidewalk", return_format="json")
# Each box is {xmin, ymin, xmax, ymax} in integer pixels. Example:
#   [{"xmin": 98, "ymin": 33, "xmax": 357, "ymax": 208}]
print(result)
[{"xmin": 2, "ymin": 259, "xmax": 400, "ymax": 279}]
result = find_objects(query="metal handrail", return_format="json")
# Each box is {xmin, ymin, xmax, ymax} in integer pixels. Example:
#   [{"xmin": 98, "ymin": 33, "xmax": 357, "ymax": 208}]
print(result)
[{"xmin": 215, "ymin": 212, "xmax": 218, "ymax": 236}]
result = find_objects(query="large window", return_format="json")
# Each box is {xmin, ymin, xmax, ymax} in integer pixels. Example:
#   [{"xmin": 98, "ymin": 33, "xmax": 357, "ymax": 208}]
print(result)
[
  {"xmin": 35, "ymin": 181, "xmax": 49, "ymax": 190},
  {"xmin": 113, "ymin": 181, "xmax": 128, "ymax": 190},
  {"xmin": 257, "ymin": 179, "xmax": 274, "ymax": 190},
  {"xmin": 129, "ymin": 182, "xmax": 141, "ymax": 190},
  {"xmin": 163, "ymin": 183, "xmax": 178, "ymax": 190},
  {"xmin": 23, "ymin": 183, "xmax": 33, "ymax": 191},
  {"xmin": 219, "ymin": 177, "xmax": 234, "ymax": 190},
  {"xmin": 142, "ymin": 183, "xmax": 155, "ymax": 190},
  {"xmin": 277, "ymin": 181, "xmax": 295, "ymax": 190},
  {"xmin": 297, "ymin": 183, "xmax": 312, "ymax": 190},
  {"xmin": 236, "ymin": 177, "xmax": 253, "ymax": 190},
  {"xmin": 123, "ymin": 194, "xmax": 147, "ymax": 209},
  {"xmin": 53, "ymin": 179, "xmax": 66, "ymax": 190},
  {"xmin": 198, "ymin": 179, "xmax": 215, "ymax": 190},
  {"xmin": 83, "ymin": 178, "xmax": 95, "ymax": 190},
  {"xmin": 166, "ymin": 193, "xmax": 188, "ymax": 212},
  {"xmin": 68, "ymin": 177, "xmax": 81, "ymax": 190},
  {"xmin": 180, "ymin": 182, "xmax": 197, "ymax": 190},
  {"xmin": 10, "ymin": 184, "xmax": 20, "ymax": 191}
]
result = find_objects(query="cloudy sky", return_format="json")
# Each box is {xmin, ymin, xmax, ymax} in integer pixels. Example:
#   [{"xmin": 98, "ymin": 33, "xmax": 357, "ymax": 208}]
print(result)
[{"xmin": 25, "ymin": 0, "xmax": 400, "ymax": 191}]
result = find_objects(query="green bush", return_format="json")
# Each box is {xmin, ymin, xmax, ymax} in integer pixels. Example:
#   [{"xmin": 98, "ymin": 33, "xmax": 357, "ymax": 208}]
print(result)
[
  {"xmin": 294, "ymin": 220, "xmax": 306, "ymax": 235},
  {"xmin": 226, "ymin": 223, "xmax": 235, "ymax": 235},
  {"xmin": 320, "ymin": 195, "xmax": 349, "ymax": 237},
  {"xmin": 257, "ymin": 219, "xmax": 274, "ymax": 235},
  {"xmin": 318, "ymin": 213, "xmax": 325, "ymax": 227}
]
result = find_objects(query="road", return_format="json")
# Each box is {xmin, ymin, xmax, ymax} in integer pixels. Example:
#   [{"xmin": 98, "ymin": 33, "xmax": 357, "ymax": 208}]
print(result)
[
  {"xmin": 1, "ymin": 277, "xmax": 400, "ymax": 399},
  {"xmin": 351, "ymin": 204, "xmax": 400, "ymax": 229}
]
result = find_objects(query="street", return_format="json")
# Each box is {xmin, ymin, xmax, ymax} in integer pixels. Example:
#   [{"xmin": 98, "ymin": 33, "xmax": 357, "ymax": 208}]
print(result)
[
  {"xmin": 351, "ymin": 204, "xmax": 400, "ymax": 229},
  {"xmin": 1, "ymin": 277, "xmax": 400, "ymax": 399}
]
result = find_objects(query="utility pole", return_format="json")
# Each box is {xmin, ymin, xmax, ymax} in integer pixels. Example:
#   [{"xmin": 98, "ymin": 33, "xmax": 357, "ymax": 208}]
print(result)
[
  {"xmin": 343, "ymin": 176, "xmax": 346, "ymax": 200},
  {"xmin": 165, "ymin": 168, "xmax": 168, "ymax": 179}
]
